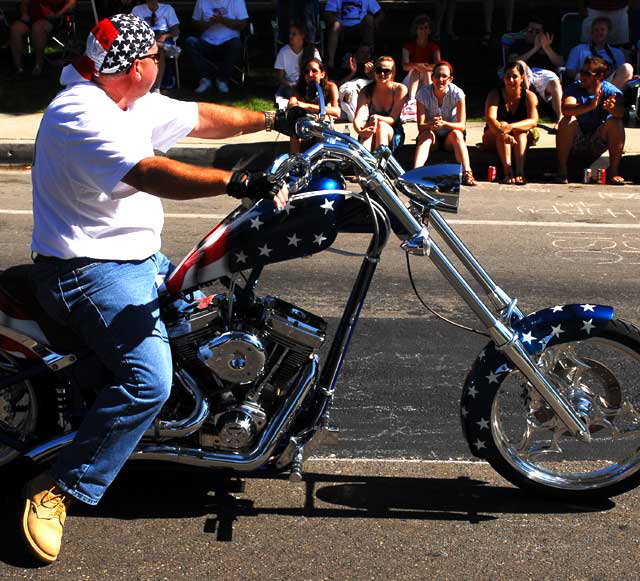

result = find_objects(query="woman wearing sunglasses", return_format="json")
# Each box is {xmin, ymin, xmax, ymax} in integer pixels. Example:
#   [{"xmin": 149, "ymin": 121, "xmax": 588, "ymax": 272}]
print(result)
[
  {"xmin": 287, "ymin": 57, "xmax": 340, "ymax": 152},
  {"xmin": 482, "ymin": 60, "xmax": 539, "ymax": 185},
  {"xmin": 353, "ymin": 56, "xmax": 408, "ymax": 152},
  {"xmin": 414, "ymin": 60, "xmax": 475, "ymax": 186}
]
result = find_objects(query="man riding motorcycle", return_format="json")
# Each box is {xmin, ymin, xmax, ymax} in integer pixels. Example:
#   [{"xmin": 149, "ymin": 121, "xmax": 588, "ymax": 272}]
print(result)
[{"xmin": 22, "ymin": 13, "xmax": 291, "ymax": 563}]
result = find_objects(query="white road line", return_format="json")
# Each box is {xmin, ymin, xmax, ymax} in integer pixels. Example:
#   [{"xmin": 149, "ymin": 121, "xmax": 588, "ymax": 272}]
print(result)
[
  {"xmin": 312, "ymin": 457, "xmax": 483, "ymax": 464},
  {"xmin": 2, "ymin": 208, "xmax": 640, "ymax": 229}
]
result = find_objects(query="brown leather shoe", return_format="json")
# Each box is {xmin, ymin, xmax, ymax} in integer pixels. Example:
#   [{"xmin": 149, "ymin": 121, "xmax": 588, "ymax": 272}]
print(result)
[{"xmin": 21, "ymin": 472, "xmax": 71, "ymax": 563}]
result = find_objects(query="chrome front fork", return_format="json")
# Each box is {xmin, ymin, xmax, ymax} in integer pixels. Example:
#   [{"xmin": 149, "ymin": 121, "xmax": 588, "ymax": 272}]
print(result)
[{"xmin": 401, "ymin": 211, "xmax": 591, "ymax": 443}]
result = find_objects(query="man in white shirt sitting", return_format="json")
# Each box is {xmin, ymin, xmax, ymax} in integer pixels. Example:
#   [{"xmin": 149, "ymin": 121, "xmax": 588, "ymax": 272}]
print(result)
[{"xmin": 184, "ymin": 0, "xmax": 248, "ymax": 94}]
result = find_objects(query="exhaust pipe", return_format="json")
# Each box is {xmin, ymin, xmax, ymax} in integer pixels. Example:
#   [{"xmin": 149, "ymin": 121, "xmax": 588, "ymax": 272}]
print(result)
[
  {"xmin": 131, "ymin": 357, "xmax": 318, "ymax": 471},
  {"xmin": 26, "ymin": 358, "xmax": 318, "ymax": 472}
]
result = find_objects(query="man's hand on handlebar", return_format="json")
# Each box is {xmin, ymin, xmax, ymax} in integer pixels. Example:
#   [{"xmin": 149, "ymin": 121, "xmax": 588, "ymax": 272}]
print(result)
[
  {"xmin": 274, "ymin": 106, "xmax": 308, "ymax": 136},
  {"xmin": 227, "ymin": 170, "xmax": 289, "ymax": 209}
]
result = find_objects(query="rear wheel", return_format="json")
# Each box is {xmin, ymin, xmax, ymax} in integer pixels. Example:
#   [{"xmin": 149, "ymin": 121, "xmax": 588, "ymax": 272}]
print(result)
[
  {"xmin": 0, "ymin": 353, "xmax": 40, "ymax": 466},
  {"xmin": 486, "ymin": 319, "xmax": 640, "ymax": 499}
]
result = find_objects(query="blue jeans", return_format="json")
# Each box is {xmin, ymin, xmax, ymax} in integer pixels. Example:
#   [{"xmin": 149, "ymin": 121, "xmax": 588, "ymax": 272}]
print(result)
[
  {"xmin": 31, "ymin": 252, "xmax": 173, "ymax": 505},
  {"xmin": 184, "ymin": 35, "xmax": 242, "ymax": 82}
]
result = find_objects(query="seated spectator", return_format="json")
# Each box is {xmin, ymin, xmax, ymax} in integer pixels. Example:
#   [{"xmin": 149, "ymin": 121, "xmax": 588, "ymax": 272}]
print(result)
[
  {"xmin": 131, "ymin": 0, "xmax": 180, "ymax": 92},
  {"xmin": 184, "ymin": 0, "xmax": 248, "ymax": 95},
  {"xmin": 565, "ymin": 16, "xmax": 633, "ymax": 91},
  {"xmin": 274, "ymin": 23, "xmax": 319, "ymax": 110},
  {"xmin": 402, "ymin": 14, "xmax": 441, "ymax": 102},
  {"xmin": 556, "ymin": 56, "xmax": 625, "ymax": 184},
  {"xmin": 324, "ymin": 0, "xmax": 383, "ymax": 69},
  {"xmin": 10, "ymin": 0, "xmax": 76, "ymax": 75},
  {"xmin": 288, "ymin": 57, "xmax": 340, "ymax": 153},
  {"xmin": 482, "ymin": 60, "xmax": 539, "ymax": 184},
  {"xmin": 508, "ymin": 16, "xmax": 564, "ymax": 128},
  {"xmin": 580, "ymin": 0, "xmax": 630, "ymax": 46},
  {"xmin": 353, "ymin": 55, "xmax": 408, "ymax": 152},
  {"xmin": 414, "ymin": 61, "xmax": 476, "ymax": 186},
  {"xmin": 336, "ymin": 43, "xmax": 374, "ymax": 121},
  {"xmin": 276, "ymin": 0, "xmax": 320, "ymax": 47}
]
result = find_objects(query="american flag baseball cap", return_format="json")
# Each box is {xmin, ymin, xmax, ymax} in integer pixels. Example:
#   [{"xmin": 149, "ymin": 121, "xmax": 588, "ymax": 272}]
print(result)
[{"xmin": 74, "ymin": 13, "xmax": 156, "ymax": 79}]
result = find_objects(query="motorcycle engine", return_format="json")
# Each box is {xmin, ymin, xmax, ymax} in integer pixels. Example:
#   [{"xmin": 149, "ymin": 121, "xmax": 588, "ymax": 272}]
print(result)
[{"xmin": 167, "ymin": 295, "xmax": 326, "ymax": 452}]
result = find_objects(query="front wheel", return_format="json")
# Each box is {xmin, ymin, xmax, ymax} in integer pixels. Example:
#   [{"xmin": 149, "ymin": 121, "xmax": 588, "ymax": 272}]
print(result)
[{"xmin": 465, "ymin": 318, "xmax": 640, "ymax": 500}]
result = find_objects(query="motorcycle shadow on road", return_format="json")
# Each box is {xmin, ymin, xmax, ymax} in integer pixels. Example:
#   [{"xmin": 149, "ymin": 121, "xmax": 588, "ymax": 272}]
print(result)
[{"xmin": 0, "ymin": 462, "xmax": 617, "ymax": 566}]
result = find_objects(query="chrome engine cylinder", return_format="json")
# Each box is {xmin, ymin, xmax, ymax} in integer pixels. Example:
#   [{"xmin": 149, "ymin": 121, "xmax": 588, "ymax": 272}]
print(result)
[{"xmin": 198, "ymin": 331, "xmax": 266, "ymax": 384}]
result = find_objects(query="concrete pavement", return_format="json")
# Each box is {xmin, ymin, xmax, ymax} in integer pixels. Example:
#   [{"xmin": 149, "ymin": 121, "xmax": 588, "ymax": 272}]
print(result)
[{"xmin": 2, "ymin": 111, "xmax": 640, "ymax": 181}]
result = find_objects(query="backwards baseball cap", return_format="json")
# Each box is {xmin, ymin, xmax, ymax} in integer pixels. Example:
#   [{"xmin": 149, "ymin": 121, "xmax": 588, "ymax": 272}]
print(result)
[{"xmin": 74, "ymin": 13, "xmax": 156, "ymax": 80}]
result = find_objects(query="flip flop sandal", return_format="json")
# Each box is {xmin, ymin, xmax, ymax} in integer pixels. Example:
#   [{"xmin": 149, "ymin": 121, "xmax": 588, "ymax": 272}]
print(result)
[
  {"xmin": 462, "ymin": 170, "xmax": 477, "ymax": 186},
  {"xmin": 607, "ymin": 175, "xmax": 625, "ymax": 185},
  {"xmin": 514, "ymin": 176, "xmax": 527, "ymax": 185}
]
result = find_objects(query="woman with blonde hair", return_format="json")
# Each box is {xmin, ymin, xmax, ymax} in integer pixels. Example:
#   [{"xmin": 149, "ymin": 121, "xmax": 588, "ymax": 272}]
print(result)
[
  {"xmin": 482, "ymin": 60, "xmax": 538, "ymax": 184},
  {"xmin": 353, "ymin": 56, "xmax": 408, "ymax": 152}
]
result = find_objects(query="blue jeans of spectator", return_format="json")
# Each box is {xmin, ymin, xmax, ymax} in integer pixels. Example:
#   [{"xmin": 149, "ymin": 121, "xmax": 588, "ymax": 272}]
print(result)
[
  {"xmin": 184, "ymin": 35, "xmax": 241, "ymax": 82},
  {"xmin": 277, "ymin": 0, "xmax": 320, "ymax": 46},
  {"xmin": 31, "ymin": 252, "xmax": 173, "ymax": 505}
]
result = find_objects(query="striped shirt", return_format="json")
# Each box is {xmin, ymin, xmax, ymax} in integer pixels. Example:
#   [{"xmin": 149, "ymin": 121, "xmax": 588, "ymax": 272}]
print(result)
[{"xmin": 415, "ymin": 82, "xmax": 465, "ymax": 136}]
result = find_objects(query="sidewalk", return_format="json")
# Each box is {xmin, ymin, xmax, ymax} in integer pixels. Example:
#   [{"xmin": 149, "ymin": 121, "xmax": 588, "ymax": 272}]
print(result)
[{"xmin": 2, "ymin": 112, "xmax": 640, "ymax": 180}]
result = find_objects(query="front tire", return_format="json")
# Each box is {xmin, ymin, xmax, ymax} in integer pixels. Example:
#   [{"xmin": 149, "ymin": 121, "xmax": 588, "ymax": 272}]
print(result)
[{"xmin": 464, "ymin": 318, "xmax": 640, "ymax": 500}]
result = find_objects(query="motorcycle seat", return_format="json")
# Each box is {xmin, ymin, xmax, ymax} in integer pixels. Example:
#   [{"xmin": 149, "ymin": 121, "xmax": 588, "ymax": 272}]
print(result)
[{"xmin": 0, "ymin": 264, "xmax": 85, "ymax": 354}]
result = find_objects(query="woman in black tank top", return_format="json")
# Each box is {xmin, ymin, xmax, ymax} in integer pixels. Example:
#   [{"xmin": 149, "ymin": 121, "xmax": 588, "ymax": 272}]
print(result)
[
  {"xmin": 353, "ymin": 56, "xmax": 408, "ymax": 152},
  {"xmin": 481, "ymin": 60, "xmax": 539, "ymax": 184}
]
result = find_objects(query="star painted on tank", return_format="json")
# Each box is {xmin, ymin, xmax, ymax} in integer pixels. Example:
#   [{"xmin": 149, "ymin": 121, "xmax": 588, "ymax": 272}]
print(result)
[
  {"xmin": 550, "ymin": 324, "xmax": 564, "ymax": 338},
  {"xmin": 521, "ymin": 331, "xmax": 536, "ymax": 344},
  {"xmin": 287, "ymin": 233, "xmax": 301, "ymax": 247},
  {"xmin": 477, "ymin": 418, "xmax": 489, "ymax": 430},
  {"xmin": 258, "ymin": 244, "xmax": 272, "ymax": 257},
  {"xmin": 313, "ymin": 233, "xmax": 327, "ymax": 246},
  {"xmin": 473, "ymin": 439, "xmax": 486, "ymax": 451},
  {"xmin": 320, "ymin": 198, "xmax": 335, "ymax": 213},
  {"xmin": 486, "ymin": 370, "xmax": 500, "ymax": 384},
  {"xmin": 551, "ymin": 305, "xmax": 564, "ymax": 312},
  {"xmin": 581, "ymin": 304, "xmax": 596, "ymax": 312},
  {"xmin": 235, "ymin": 251, "xmax": 248, "ymax": 264},
  {"xmin": 468, "ymin": 385, "xmax": 478, "ymax": 398},
  {"xmin": 582, "ymin": 319, "xmax": 595, "ymax": 334},
  {"xmin": 250, "ymin": 216, "xmax": 263, "ymax": 230}
]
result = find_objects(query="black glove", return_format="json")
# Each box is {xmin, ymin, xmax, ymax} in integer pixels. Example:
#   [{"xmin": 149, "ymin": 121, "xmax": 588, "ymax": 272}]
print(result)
[
  {"xmin": 227, "ymin": 170, "xmax": 283, "ymax": 202},
  {"xmin": 273, "ymin": 106, "xmax": 308, "ymax": 136}
]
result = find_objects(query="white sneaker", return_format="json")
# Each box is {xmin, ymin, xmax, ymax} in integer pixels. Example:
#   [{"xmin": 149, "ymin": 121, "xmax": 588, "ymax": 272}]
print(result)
[
  {"xmin": 195, "ymin": 78, "xmax": 212, "ymax": 94},
  {"xmin": 215, "ymin": 79, "xmax": 230, "ymax": 94}
]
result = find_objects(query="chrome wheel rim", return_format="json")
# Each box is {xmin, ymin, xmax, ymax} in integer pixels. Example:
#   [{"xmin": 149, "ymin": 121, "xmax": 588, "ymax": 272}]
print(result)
[
  {"xmin": 0, "ymin": 355, "xmax": 37, "ymax": 466},
  {"xmin": 491, "ymin": 337, "xmax": 640, "ymax": 491}
]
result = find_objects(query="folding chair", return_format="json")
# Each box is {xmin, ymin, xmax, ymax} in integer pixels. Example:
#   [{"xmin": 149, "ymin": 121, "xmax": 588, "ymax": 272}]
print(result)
[{"xmin": 231, "ymin": 21, "xmax": 254, "ymax": 87}]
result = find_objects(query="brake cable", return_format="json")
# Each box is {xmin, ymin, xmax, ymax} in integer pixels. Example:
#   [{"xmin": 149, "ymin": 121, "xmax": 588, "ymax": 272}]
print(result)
[{"xmin": 405, "ymin": 253, "xmax": 490, "ymax": 338}]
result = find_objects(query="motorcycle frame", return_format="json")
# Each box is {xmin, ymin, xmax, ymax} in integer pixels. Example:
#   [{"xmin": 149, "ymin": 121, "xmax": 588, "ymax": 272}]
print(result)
[{"xmin": 283, "ymin": 121, "xmax": 592, "ymax": 443}]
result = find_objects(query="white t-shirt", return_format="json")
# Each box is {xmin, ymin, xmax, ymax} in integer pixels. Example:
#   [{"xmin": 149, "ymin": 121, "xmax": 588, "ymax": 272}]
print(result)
[
  {"xmin": 31, "ymin": 66, "xmax": 199, "ymax": 260},
  {"xmin": 192, "ymin": 0, "xmax": 248, "ymax": 46},
  {"xmin": 131, "ymin": 3, "xmax": 179, "ymax": 34},
  {"xmin": 274, "ymin": 44, "xmax": 320, "ymax": 84}
]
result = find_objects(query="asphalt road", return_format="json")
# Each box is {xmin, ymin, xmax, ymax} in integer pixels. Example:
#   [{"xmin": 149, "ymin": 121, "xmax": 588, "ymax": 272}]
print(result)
[{"xmin": 1, "ymin": 170, "xmax": 640, "ymax": 578}]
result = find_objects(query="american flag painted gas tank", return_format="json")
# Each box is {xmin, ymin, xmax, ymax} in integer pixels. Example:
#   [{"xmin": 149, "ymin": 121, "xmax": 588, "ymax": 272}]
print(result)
[{"xmin": 166, "ymin": 190, "xmax": 356, "ymax": 294}]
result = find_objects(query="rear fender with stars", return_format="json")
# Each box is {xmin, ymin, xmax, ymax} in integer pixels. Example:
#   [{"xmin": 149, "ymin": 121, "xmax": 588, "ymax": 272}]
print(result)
[{"xmin": 459, "ymin": 303, "xmax": 614, "ymax": 459}]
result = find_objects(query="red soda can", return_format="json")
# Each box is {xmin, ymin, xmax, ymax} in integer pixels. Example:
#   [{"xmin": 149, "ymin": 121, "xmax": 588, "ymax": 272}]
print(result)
[
  {"xmin": 583, "ymin": 168, "xmax": 592, "ymax": 183},
  {"xmin": 487, "ymin": 166, "xmax": 497, "ymax": 182},
  {"xmin": 597, "ymin": 168, "xmax": 606, "ymax": 184}
]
